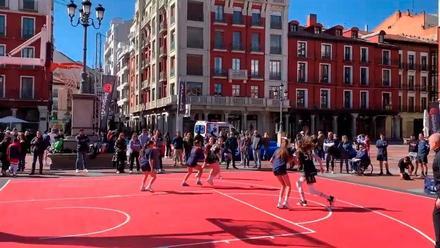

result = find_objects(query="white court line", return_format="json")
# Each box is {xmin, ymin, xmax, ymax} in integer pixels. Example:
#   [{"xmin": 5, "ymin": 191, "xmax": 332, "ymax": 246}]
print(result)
[
  {"xmin": 219, "ymin": 178, "xmax": 436, "ymax": 245},
  {"xmin": 228, "ymin": 193, "xmax": 333, "ymax": 225},
  {"xmin": 214, "ymin": 190, "xmax": 315, "ymax": 234},
  {"xmin": 41, "ymin": 206, "xmax": 131, "ymax": 240},
  {"xmin": 0, "ymin": 179, "xmax": 10, "ymax": 192}
]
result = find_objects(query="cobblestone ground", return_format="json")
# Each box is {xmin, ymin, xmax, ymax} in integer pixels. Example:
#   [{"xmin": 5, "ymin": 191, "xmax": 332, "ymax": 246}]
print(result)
[{"xmin": 12, "ymin": 145, "xmax": 434, "ymax": 197}]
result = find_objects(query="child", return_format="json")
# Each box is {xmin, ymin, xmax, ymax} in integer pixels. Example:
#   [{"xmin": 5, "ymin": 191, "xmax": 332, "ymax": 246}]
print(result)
[
  {"xmin": 203, "ymin": 137, "xmax": 221, "ymax": 185},
  {"xmin": 182, "ymin": 140, "xmax": 204, "ymax": 186},
  {"xmin": 7, "ymin": 137, "xmax": 21, "ymax": 177},
  {"xmin": 140, "ymin": 141, "xmax": 156, "ymax": 191},
  {"xmin": 296, "ymin": 136, "xmax": 335, "ymax": 208},
  {"xmin": 271, "ymin": 138, "xmax": 293, "ymax": 209}
]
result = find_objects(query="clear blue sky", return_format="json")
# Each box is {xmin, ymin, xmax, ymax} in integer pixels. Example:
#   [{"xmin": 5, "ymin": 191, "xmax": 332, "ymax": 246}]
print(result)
[{"xmin": 54, "ymin": 0, "xmax": 437, "ymax": 67}]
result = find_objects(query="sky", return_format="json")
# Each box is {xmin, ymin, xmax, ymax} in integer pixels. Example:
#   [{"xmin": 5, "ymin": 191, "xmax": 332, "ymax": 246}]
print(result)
[{"xmin": 53, "ymin": 0, "xmax": 438, "ymax": 67}]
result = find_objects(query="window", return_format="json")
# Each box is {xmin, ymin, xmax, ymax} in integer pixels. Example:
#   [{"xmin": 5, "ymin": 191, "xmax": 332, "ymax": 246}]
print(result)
[
  {"xmin": 170, "ymin": 4, "xmax": 175, "ymax": 24},
  {"xmin": 187, "ymin": 1, "xmax": 204, "ymax": 21},
  {"xmin": 399, "ymin": 53, "xmax": 403, "ymax": 68},
  {"xmin": 0, "ymin": 75, "xmax": 4, "ymax": 98},
  {"xmin": 232, "ymin": 9, "xmax": 243, "ymax": 24},
  {"xmin": 187, "ymin": 82, "xmax": 202, "ymax": 96},
  {"xmin": 214, "ymin": 5, "xmax": 224, "ymax": 22},
  {"xmin": 22, "ymin": 0, "xmax": 36, "ymax": 10},
  {"xmin": 232, "ymin": 32, "xmax": 242, "ymax": 50},
  {"xmin": 343, "ymin": 91, "xmax": 352, "ymax": 108},
  {"xmin": 296, "ymin": 90, "xmax": 307, "ymax": 108},
  {"xmin": 214, "ymin": 31, "xmax": 224, "ymax": 49},
  {"xmin": 232, "ymin": 58, "xmax": 240, "ymax": 70},
  {"xmin": 321, "ymin": 44, "xmax": 331, "ymax": 59},
  {"xmin": 21, "ymin": 47, "xmax": 34, "ymax": 58},
  {"xmin": 52, "ymin": 88, "xmax": 58, "ymax": 98},
  {"xmin": 344, "ymin": 66, "xmax": 352, "ymax": 84},
  {"xmin": 0, "ymin": 0, "xmax": 6, "ymax": 8},
  {"xmin": 360, "ymin": 91, "xmax": 368, "ymax": 109},
  {"xmin": 270, "ymin": 14, "xmax": 282, "ymax": 29},
  {"xmin": 422, "ymin": 97, "xmax": 428, "ymax": 111},
  {"xmin": 360, "ymin": 67, "xmax": 368, "ymax": 85},
  {"xmin": 251, "ymin": 12, "xmax": 261, "ymax": 26},
  {"xmin": 344, "ymin": 46, "xmax": 352, "ymax": 61},
  {"xmin": 250, "ymin": 86, "xmax": 259, "ymax": 98},
  {"xmin": 320, "ymin": 64, "xmax": 330, "ymax": 83},
  {"xmin": 408, "ymin": 75, "xmax": 415, "ymax": 90},
  {"xmin": 383, "ymin": 93, "xmax": 391, "ymax": 109},
  {"xmin": 251, "ymin": 33, "xmax": 260, "ymax": 52},
  {"xmin": 297, "ymin": 62, "xmax": 306, "ymax": 82},
  {"xmin": 214, "ymin": 83, "xmax": 222, "ymax": 96},
  {"xmin": 170, "ymin": 56, "xmax": 175, "ymax": 77},
  {"xmin": 232, "ymin": 85, "xmax": 240, "ymax": 96},
  {"xmin": 360, "ymin": 47, "xmax": 368, "ymax": 63},
  {"xmin": 187, "ymin": 27, "xmax": 203, "ymax": 48},
  {"xmin": 297, "ymin": 41, "xmax": 306, "ymax": 58},
  {"xmin": 214, "ymin": 57, "xmax": 222, "ymax": 75},
  {"xmin": 0, "ymin": 44, "xmax": 4, "ymax": 56},
  {"xmin": 270, "ymin": 35, "xmax": 281, "ymax": 54},
  {"xmin": 0, "ymin": 15, "xmax": 5, "ymax": 37},
  {"xmin": 421, "ymin": 75, "xmax": 428, "ymax": 91},
  {"xmin": 187, "ymin": 54, "xmax": 203, "ymax": 75},
  {"xmin": 170, "ymin": 30, "xmax": 176, "ymax": 50},
  {"xmin": 250, "ymin": 60, "xmax": 259, "ymax": 77},
  {"xmin": 21, "ymin": 76, "xmax": 33, "ymax": 99},
  {"xmin": 320, "ymin": 89, "xmax": 330, "ymax": 109},
  {"xmin": 22, "ymin": 17, "xmax": 35, "ymax": 39},
  {"xmin": 421, "ymin": 56, "xmax": 428, "ymax": 70},
  {"xmin": 269, "ymin": 86, "xmax": 278, "ymax": 99},
  {"xmin": 382, "ymin": 50, "xmax": 390, "ymax": 65},
  {"xmin": 399, "ymin": 95, "xmax": 403, "ymax": 112},
  {"xmin": 269, "ymin": 60, "xmax": 281, "ymax": 80},
  {"xmin": 382, "ymin": 69, "xmax": 390, "ymax": 86},
  {"xmin": 408, "ymin": 96, "xmax": 415, "ymax": 112},
  {"xmin": 408, "ymin": 54, "xmax": 415, "ymax": 70}
]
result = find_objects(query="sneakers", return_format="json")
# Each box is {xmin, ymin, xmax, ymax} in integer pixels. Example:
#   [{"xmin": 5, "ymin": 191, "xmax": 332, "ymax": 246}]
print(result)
[
  {"xmin": 207, "ymin": 178, "xmax": 214, "ymax": 186},
  {"xmin": 75, "ymin": 169, "xmax": 79, "ymax": 173},
  {"xmin": 196, "ymin": 180, "xmax": 203, "ymax": 186},
  {"xmin": 129, "ymin": 170, "xmax": 133, "ymax": 174},
  {"xmin": 327, "ymin": 196, "xmax": 335, "ymax": 207},
  {"xmin": 297, "ymin": 200, "xmax": 308, "ymax": 207},
  {"xmin": 283, "ymin": 202, "xmax": 290, "ymax": 209},
  {"xmin": 83, "ymin": 169, "xmax": 88, "ymax": 173},
  {"xmin": 182, "ymin": 182, "xmax": 189, "ymax": 187},
  {"xmin": 145, "ymin": 186, "xmax": 153, "ymax": 192},
  {"xmin": 277, "ymin": 202, "xmax": 285, "ymax": 209}
]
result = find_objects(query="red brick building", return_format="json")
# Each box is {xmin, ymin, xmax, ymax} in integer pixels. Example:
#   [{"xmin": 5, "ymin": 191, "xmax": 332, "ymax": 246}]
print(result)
[
  {"xmin": 287, "ymin": 15, "xmax": 400, "ymax": 139},
  {"xmin": 0, "ymin": 0, "xmax": 53, "ymax": 131}
]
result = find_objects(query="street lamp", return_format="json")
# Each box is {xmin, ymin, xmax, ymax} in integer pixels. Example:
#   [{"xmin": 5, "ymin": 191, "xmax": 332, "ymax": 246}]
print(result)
[
  {"xmin": 274, "ymin": 83, "xmax": 288, "ymax": 135},
  {"xmin": 67, "ymin": 0, "xmax": 105, "ymax": 94}
]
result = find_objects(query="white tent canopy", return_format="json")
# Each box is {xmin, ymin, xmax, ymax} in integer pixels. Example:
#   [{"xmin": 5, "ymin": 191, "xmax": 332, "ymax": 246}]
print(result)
[{"xmin": 0, "ymin": 116, "xmax": 28, "ymax": 124}]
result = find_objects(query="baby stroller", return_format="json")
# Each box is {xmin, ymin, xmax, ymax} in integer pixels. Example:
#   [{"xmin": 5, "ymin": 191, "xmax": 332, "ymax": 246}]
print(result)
[{"xmin": 351, "ymin": 152, "xmax": 373, "ymax": 175}]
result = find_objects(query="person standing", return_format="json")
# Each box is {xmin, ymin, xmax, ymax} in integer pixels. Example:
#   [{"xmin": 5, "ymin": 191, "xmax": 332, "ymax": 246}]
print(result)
[
  {"xmin": 376, "ymin": 134, "xmax": 391, "ymax": 176},
  {"xmin": 428, "ymin": 133, "xmax": 440, "ymax": 248},
  {"xmin": 240, "ymin": 131, "xmax": 251, "ymax": 168},
  {"xmin": 18, "ymin": 133, "xmax": 27, "ymax": 172},
  {"xmin": 323, "ymin": 132, "xmax": 335, "ymax": 173},
  {"xmin": 128, "ymin": 133, "xmax": 142, "ymax": 173},
  {"xmin": 262, "ymin": 132, "xmax": 270, "ymax": 161},
  {"xmin": 30, "ymin": 131, "xmax": 45, "ymax": 175},
  {"xmin": 138, "ymin": 128, "xmax": 150, "ymax": 147},
  {"xmin": 183, "ymin": 132, "xmax": 193, "ymax": 162},
  {"xmin": 416, "ymin": 133, "xmax": 430, "ymax": 177},
  {"xmin": 224, "ymin": 132, "xmax": 238, "ymax": 169},
  {"xmin": 0, "ymin": 136, "xmax": 11, "ymax": 176},
  {"xmin": 113, "ymin": 133, "xmax": 127, "ymax": 174},
  {"xmin": 75, "ymin": 129, "xmax": 90, "ymax": 173},
  {"xmin": 139, "ymin": 141, "xmax": 157, "ymax": 192},
  {"xmin": 7, "ymin": 137, "xmax": 21, "ymax": 177},
  {"xmin": 408, "ymin": 135, "xmax": 419, "ymax": 166},
  {"xmin": 338, "ymin": 135, "xmax": 353, "ymax": 174},
  {"xmin": 164, "ymin": 132, "xmax": 172, "ymax": 158},
  {"xmin": 251, "ymin": 130, "xmax": 262, "ymax": 169},
  {"xmin": 172, "ymin": 132, "xmax": 184, "ymax": 167}
]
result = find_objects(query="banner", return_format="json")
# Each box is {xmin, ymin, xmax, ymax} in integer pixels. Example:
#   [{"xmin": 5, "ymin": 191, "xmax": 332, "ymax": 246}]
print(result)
[
  {"xmin": 100, "ymin": 75, "xmax": 117, "ymax": 129},
  {"xmin": 178, "ymin": 81, "xmax": 186, "ymax": 114},
  {"xmin": 429, "ymin": 102, "xmax": 440, "ymax": 133}
]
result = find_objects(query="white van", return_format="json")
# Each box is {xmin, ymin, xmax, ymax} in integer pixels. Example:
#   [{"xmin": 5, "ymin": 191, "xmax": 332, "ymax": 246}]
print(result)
[{"xmin": 194, "ymin": 121, "xmax": 234, "ymax": 138}]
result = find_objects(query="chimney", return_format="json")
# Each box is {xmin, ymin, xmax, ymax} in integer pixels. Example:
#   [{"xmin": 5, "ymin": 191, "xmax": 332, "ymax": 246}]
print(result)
[
  {"xmin": 364, "ymin": 24, "xmax": 369, "ymax": 32},
  {"xmin": 307, "ymin": 14, "xmax": 317, "ymax": 27}
]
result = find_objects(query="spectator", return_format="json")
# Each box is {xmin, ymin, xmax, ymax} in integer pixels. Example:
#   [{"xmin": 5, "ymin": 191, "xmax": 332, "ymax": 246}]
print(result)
[
  {"xmin": 398, "ymin": 156, "xmax": 414, "ymax": 180},
  {"xmin": 251, "ymin": 130, "xmax": 262, "ymax": 169},
  {"xmin": 351, "ymin": 143, "xmax": 370, "ymax": 173},
  {"xmin": 172, "ymin": 132, "xmax": 184, "ymax": 167},
  {"xmin": 30, "ymin": 131, "xmax": 45, "ymax": 175},
  {"xmin": 152, "ymin": 130, "xmax": 165, "ymax": 173},
  {"xmin": 240, "ymin": 131, "xmax": 251, "ymax": 168},
  {"xmin": 408, "ymin": 135, "xmax": 418, "ymax": 164},
  {"xmin": 376, "ymin": 134, "xmax": 391, "ymax": 176},
  {"xmin": 338, "ymin": 135, "xmax": 354, "ymax": 174},
  {"xmin": 7, "ymin": 137, "xmax": 21, "ymax": 177},
  {"xmin": 138, "ymin": 128, "xmax": 150, "ymax": 147},
  {"xmin": 416, "ymin": 133, "xmax": 430, "ymax": 177},
  {"xmin": 18, "ymin": 133, "xmax": 27, "ymax": 172},
  {"xmin": 164, "ymin": 132, "xmax": 172, "ymax": 158},
  {"xmin": 0, "ymin": 136, "xmax": 12, "ymax": 176},
  {"xmin": 262, "ymin": 132, "xmax": 270, "ymax": 160},
  {"xmin": 323, "ymin": 132, "xmax": 335, "ymax": 173},
  {"xmin": 428, "ymin": 133, "xmax": 440, "ymax": 247},
  {"xmin": 183, "ymin": 132, "xmax": 193, "ymax": 162},
  {"xmin": 128, "ymin": 133, "xmax": 142, "ymax": 173},
  {"xmin": 224, "ymin": 132, "xmax": 238, "ymax": 169},
  {"xmin": 75, "ymin": 129, "xmax": 90, "ymax": 173},
  {"xmin": 194, "ymin": 131, "xmax": 204, "ymax": 146},
  {"xmin": 316, "ymin": 131, "xmax": 325, "ymax": 160},
  {"xmin": 113, "ymin": 133, "xmax": 127, "ymax": 174}
]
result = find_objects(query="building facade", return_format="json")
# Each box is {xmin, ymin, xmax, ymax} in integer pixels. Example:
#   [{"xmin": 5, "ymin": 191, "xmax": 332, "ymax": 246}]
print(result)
[
  {"xmin": 0, "ymin": 0, "xmax": 53, "ymax": 131},
  {"xmin": 128, "ymin": 0, "xmax": 289, "ymax": 135},
  {"xmin": 287, "ymin": 15, "xmax": 400, "ymax": 139}
]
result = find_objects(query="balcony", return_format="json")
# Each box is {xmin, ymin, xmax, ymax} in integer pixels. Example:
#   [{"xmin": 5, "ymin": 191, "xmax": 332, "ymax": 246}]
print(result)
[
  {"xmin": 232, "ymin": 16, "xmax": 244, "ymax": 26},
  {"xmin": 144, "ymin": 95, "xmax": 177, "ymax": 110},
  {"xmin": 186, "ymin": 96, "xmax": 290, "ymax": 109},
  {"xmin": 250, "ymin": 72, "xmax": 264, "ymax": 80},
  {"xmin": 229, "ymin": 69, "xmax": 248, "ymax": 81},
  {"xmin": 250, "ymin": 46, "xmax": 263, "ymax": 54},
  {"xmin": 384, "ymin": 105, "xmax": 393, "ymax": 111},
  {"xmin": 407, "ymin": 63, "xmax": 416, "ymax": 70},
  {"xmin": 141, "ymin": 80, "xmax": 149, "ymax": 90},
  {"xmin": 213, "ymin": 43, "xmax": 227, "ymax": 51},
  {"xmin": 231, "ymin": 44, "xmax": 244, "ymax": 52},
  {"xmin": 213, "ymin": 17, "xmax": 227, "ymax": 25},
  {"xmin": 212, "ymin": 69, "xmax": 227, "ymax": 78},
  {"xmin": 321, "ymin": 55, "xmax": 331, "ymax": 60}
]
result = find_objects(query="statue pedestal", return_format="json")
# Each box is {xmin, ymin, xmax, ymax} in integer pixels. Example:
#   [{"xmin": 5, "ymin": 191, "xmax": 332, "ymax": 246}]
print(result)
[{"xmin": 71, "ymin": 94, "xmax": 97, "ymax": 136}]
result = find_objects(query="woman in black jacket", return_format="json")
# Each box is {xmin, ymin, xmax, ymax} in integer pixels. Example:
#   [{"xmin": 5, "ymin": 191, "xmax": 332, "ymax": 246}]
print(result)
[
  {"xmin": 0, "ymin": 136, "xmax": 11, "ymax": 176},
  {"xmin": 113, "ymin": 133, "xmax": 127, "ymax": 174}
]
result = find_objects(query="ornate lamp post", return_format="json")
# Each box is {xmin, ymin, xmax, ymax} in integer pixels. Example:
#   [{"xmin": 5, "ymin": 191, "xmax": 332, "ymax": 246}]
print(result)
[
  {"xmin": 274, "ymin": 84, "xmax": 288, "ymax": 141},
  {"xmin": 67, "ymin": 0, "xmax": 105, "ymax": 94}
]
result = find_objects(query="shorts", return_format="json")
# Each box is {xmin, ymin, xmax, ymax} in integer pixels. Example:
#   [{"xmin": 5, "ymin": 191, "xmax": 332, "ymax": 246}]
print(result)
[
  {"xmin": 141, "ymin": 164, "xmax": 151, "ymax": 172},
  {"xmin": 377, "ymin": 154, "xmax": 387, "ymax": 162},
  {"xmin": 408, "ymin": 152, "xmax": 417, "ymax": 161},
  {"xmin": 417, "ymin": 155, "xmax": 428, "ymax": 164},
  {"xmin": 186, "ymin": 163, "xmax": 199, "ymax": 168},
  {"xmin": 305, "ymin": 174, "xmax": 316, "ymax": 184},
  {"xmin": 273, "ymin": 169, "xmax": 287, "ymax": 176}
]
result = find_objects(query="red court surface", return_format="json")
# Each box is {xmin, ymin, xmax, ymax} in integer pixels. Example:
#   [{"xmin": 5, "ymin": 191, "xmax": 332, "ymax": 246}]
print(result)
[{"xmin": 0, "ymin": 171, "xmax": 436, "ymax": 247}]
